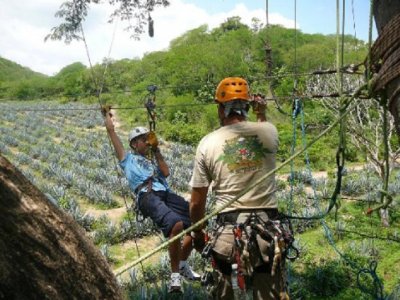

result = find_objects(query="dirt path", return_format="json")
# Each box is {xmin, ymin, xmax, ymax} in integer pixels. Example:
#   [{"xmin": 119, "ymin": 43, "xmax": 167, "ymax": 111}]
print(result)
[
  {"xmin": 112, "ymin": 235, "xmax": 166, "ymax": 281},
  {"xmin": 85, "ymin": 206, "xmax": 127, "ymax": 223}
]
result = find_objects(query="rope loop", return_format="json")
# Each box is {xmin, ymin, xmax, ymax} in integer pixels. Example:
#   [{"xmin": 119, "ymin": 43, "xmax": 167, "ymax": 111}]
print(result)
[
  {"xmin": 292, "ymin": 98, "xmax": 302, "ymax": 119},
  {"xmin": 356, "ymin": 260, "xmax": 385, "ymax": 300}
]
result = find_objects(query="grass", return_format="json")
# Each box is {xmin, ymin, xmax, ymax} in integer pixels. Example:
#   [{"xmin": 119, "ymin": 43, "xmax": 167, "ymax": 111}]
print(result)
[
  {"xmin": 1, "ymin": 101, "xmax": 399, "ymax": 299},
  {"xmin": 291, "ymin": 199, "xmax": 400, "ymax": 298}
]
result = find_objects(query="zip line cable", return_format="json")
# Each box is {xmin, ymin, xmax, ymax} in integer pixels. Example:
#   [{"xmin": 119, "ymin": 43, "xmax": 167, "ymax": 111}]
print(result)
[
  {"xmin": 3, "ymin": 87, "xmax": 372, "ymax": 114},
  {"xmin": 2, "ymin": 85, "xmax": 370, "ymax": 111}
]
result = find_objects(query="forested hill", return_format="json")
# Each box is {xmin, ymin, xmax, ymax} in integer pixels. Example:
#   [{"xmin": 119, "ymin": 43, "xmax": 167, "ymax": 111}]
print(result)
[
  {"xmin": 0, "ymin": 18, "xmax": 367, "ymax": 102},
  {"xmin": 0, "ymin": 57, "xmax": 46, "ymax": 82}
]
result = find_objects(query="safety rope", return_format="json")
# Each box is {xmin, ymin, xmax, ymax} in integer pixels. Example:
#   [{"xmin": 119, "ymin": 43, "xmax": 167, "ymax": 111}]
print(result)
[
  {"xmin": 288, "ymin": 98, "xmax": 300, "ymax": 215},
  {"xmin": 4, "ymin": 88, "xmax": 369, "ymax": 112},
  {"xmin": 80, "ymin": 18, "xmax": 148, "ymax": 280},
  {"xmin": 263, "ymin": 0, "xmax": 287, "ymax": 115}
]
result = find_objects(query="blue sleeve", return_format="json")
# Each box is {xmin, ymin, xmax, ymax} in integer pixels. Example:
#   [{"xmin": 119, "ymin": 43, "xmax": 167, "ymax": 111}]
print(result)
[{"xmin": 119, "ymin": 152, "xmax": 131, "ymax": 171}]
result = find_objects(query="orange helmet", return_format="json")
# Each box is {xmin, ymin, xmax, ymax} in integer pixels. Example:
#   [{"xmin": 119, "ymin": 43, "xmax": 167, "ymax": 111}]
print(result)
[{"xmin": 215, "ymin": 77, "xmax": 251, "ymax": 103}]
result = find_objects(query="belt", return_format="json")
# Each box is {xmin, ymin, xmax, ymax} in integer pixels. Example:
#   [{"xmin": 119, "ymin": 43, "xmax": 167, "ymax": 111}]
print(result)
[{"xmin": 216, "ymin": 209, "xmax": 279, "ymax": 225}]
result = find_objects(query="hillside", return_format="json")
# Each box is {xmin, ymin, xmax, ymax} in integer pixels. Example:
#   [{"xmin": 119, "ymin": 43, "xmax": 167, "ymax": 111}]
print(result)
[{"xmin": 0, "ymin": 56, "xmax": 46, "ymax": 82}]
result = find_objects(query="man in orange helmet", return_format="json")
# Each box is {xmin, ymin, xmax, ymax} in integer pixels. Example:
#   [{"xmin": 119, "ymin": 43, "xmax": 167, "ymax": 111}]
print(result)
[{"xmin": 189, "ymin": 77, "xmax": 292, "ymax": 299}]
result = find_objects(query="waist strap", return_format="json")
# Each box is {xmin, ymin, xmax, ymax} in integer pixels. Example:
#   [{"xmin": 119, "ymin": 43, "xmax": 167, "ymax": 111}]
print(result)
[
  {"xmin": 216, "ymin": 209, "xmax": 279, "ymax": 225},
  {"xmin": 134, "ymin": 178, "xmax": 153, "ymax": 194}
]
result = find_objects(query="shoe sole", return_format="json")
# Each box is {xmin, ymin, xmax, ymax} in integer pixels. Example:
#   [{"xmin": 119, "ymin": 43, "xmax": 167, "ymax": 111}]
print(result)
[{"xmin": 168, "ymin": 288, "xmax": 182, "ymax": 294}]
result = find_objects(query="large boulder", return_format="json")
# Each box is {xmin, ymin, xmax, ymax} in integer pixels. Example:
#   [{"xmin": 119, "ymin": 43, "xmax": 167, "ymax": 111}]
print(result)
[{"xmin": 0, "ymin": 155, "xmax": 122, "ymax": 299}]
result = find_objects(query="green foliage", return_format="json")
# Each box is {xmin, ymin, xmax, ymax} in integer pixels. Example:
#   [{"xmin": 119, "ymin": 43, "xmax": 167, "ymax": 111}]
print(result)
[
  {"xmin": 162, "ymin": 122, "xmax": 207, "ymax": 146},
  {"xmin": 54, "ymin": 62, "xmax": 87, "ymax": 94},
  {"xmin": 0, "ymin": 57, "xmax": 46, "ymax": 83},
  {"xmin": 291, "ymin": 259, "xmax": 353, "ymax": 298}
]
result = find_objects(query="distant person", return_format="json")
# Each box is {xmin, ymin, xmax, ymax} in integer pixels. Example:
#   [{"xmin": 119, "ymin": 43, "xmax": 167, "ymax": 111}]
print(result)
[
  {"xmin": 189, "ymin": 77, "xmax": 293, "ymax": 299},
  {"xmin": 104, "ymin": 109, "xmax": 200, "ymax": 293}
]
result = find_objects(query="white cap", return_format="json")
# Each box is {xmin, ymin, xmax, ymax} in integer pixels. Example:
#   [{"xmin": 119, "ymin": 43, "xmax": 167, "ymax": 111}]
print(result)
[{"xmin": 128, "ymin": 126, "xmax": 149, "ymax": 143}]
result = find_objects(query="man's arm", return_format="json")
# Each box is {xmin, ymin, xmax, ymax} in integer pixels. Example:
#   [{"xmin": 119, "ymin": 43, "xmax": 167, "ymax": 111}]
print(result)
[
  {"xmin": 251, "ymin": 94, "xmax": 267, "ymax": 122},
  {"xmin": 147, "ymin": 132, "xmax": 170, "ymax": 177},
  {"xmin": 190, "ymin": 186, "xmax": 209, "ymax": 230},
  {"xmin": 190, "ymin": 186, "xmax": 209, "ymax": 252},
  {"xmin": 256, "ymin": 112, "xmax": 266, "ymax": 122},
  {"xmin": 153, "ymin": 148, "xmax": 170, "ymax": 177},
  {"xmin": 104, "ymin": 112, "xmax": 125, "ymax": 161}
]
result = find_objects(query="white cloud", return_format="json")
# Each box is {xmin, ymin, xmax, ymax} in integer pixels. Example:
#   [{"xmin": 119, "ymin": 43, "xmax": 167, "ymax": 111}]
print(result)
[{"xmin": 0, "ymin": 0, "xmax": 295, "ymax": 76}]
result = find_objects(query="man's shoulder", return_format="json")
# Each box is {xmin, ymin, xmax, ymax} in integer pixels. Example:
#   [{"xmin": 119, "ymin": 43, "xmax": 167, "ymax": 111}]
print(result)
[
  {"xmin": 201, "ymin": 126, "xmax": 231, "ymax": 143},
  {"xmin": 123, "ymin": 152, "xmax": 146, "ymax": 164},
  {"xmin": 246, "ymin": 121, "xmax": 278, "ymax": 136},
  {"xmin": 247, "ymin": 120, "xmax": 276, "ymax": 129}
]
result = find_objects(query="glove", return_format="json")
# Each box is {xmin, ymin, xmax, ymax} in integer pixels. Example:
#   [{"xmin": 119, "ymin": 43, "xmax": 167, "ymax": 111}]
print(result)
[
  {"xmin": 191, "ymin": 230, "xmax": 206, "ymax": 252},
  {"xmin": 147, "ymin": 131, "xmax": 159, "ymax": 150},
  {"xmin": 250, "ymin": 94, "xmax": 267, "ymax": 114},
  {"xmin": 101, "ymin": 105, "xmax": 112, "ymax": 117}
]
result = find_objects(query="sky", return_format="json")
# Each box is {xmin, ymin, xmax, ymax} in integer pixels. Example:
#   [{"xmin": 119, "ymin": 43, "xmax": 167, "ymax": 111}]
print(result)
[{"xmin": 0, "ymin": 0, "xmax": 377, "ymax": 76}]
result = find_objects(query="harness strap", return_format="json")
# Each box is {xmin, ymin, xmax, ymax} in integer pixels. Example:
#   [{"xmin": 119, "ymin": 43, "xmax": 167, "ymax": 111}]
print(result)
[
  {"xmin": 134, "ymin": 178, "xmax": 153, "ymax": 195},
  {"xmin": 232, "ymin": 224, "xmax": 246, "ymax": 291},
  {"xmin": 216, "ymin": 209, "xmax": 279, "ymax": 225}
]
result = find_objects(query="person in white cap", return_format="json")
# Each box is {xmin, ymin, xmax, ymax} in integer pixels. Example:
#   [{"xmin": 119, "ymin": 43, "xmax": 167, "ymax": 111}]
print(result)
[{"xmin": 104, "ymin": 110, "xmax": 200, "ymax": 293}]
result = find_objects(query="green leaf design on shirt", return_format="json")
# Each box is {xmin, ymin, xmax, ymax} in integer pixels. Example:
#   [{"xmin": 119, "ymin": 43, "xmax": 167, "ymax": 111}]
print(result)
[{"xmin": 217, "ymin": 136, "xmax": 272, "ymax": 172}]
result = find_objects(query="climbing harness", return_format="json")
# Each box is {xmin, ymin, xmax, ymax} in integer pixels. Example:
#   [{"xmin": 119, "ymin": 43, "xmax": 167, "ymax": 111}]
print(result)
[{"xmin": 200, "ymin": 210, "xmax": 297, "ymax": 298}]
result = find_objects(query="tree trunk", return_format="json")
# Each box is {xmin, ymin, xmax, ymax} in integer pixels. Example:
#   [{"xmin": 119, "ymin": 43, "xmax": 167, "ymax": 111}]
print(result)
[
  {"xmin": 373, "ymin": 1, "xmax": 400, "ymax": 226},
  {"xmin": 0, "ymin": 155, "xmax": 122, "ymax": 300},
  {"xmin": 373, "ymin": 0, "xmax": 400, "ymax": 139},
  {"xmin": 379, "ymin": 208, "xmax": 390, "ymax": 227}
]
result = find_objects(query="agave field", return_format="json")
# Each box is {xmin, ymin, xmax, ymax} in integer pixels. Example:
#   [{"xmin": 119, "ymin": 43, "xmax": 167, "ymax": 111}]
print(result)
[{"xmin": 1, "ymin": 100, "xmax": 399, "ymax": 299}]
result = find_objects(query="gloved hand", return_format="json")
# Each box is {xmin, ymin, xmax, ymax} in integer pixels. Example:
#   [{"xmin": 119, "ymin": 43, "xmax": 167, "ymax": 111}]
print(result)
[
  {"xmin": 191, "ymin": 230, "xmax": 206, "ymax": 252},
  {"xmin": 101, "ymin": 105, "xmax": 112, "ymax": 117},
  {"xmin": 250, "ymin": 93, "xmax": 267, "ymax": 114},
  {"xmin": 102, "ymin": 105, "xmax": 114, "ymax": 131},
  {"xmin": 147, "ymin": 131, "xmax": 159, "ymax": 150}
]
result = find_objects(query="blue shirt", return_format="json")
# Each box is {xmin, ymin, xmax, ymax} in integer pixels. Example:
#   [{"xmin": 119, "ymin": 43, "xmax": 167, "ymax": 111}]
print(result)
[{"xmin": 119, "ymin": 152, "xmax": 169, "ymax": 195}]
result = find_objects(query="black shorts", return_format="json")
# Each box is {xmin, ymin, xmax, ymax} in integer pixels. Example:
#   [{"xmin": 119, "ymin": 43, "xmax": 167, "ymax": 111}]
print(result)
[{"xmin": 138, "ymin": 190, "xmax": 191, "ymax": 237}]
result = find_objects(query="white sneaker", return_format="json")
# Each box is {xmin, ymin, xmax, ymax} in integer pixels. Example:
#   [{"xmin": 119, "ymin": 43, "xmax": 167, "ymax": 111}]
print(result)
[
  {"xmin": 168, "ymin": 273, "xmax": 182, "ymax": 293},
  {"xmin": 179, "ymin": 263, "xmax": 201, "ymax": 281}
]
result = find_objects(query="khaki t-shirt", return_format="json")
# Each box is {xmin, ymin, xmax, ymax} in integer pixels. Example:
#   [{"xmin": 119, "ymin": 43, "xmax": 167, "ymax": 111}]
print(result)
[{"xmin": 190, "ymin": 121, "xmax": 278, "ymax": 212}]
